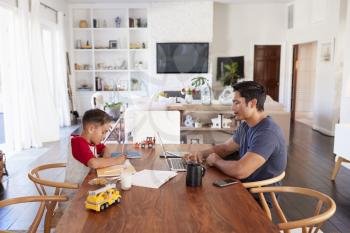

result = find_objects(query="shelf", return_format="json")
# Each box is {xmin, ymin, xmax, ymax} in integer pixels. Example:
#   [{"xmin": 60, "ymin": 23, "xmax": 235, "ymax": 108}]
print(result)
[
  {"xmin": 74, "ymin": 70, "xmax": 93, "ymax": 72},
  {"xmin": 93, "ymin": 28, "xmax": 128, "ymax": 31},
  {"xmin": 74, "ymin": 49, "xmax": 93, "ymax": 52},
  {"xmin": 129, "ymin": 49, "xmax": 148, "ymax": 51},
  {"xmin": 181, "ymin": 127, "xmax": 235, "ymax": 133},
  {"xmin": 73, "ymin": 28, "xmax": 92, "ymax": 31},
  {"xmin": 71, "ymin": 6, "xmax": 149, "ymax": 115},
  {"xmin": 129, "ymin": 27, "xmax": 147, "ymax": 31},
  {"xmin": 95, "ymin": 70, "xmax": 128, "ymax": 72},
  {"xmin": 129, "ymin": 69, "xmax": 148, "ymax": 72},
  {"xmin": 94, "ymin": 49, "xmax": 128, "ymax": 52}
]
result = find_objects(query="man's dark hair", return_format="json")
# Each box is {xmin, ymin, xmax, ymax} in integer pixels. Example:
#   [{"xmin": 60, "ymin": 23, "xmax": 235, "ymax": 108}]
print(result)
[
  {"xmin": 232, "ymin": 81, "xmax": 266, "ymax": 111},
  {"xmin": 82, "ymin": 109, "xmax": 112, "ymax": 128}
]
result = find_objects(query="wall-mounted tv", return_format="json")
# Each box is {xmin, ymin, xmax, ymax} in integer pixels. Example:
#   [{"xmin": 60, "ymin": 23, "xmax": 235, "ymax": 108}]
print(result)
[{"xmin": 157, "ymin": 43, "xmax": 209, "ymax": 74}]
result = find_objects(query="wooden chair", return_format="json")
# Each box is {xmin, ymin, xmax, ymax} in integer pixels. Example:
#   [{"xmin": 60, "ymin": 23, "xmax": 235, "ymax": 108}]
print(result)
[
  {"xmin": 243, "ymin": 171, "xmax": 286, "ymax": 188},
  {"xmin": 28, "ymin": 163, "xmax": 79, "ymax": 233},
  {"xmin": 331, "ymin": 156, "xmax": 350, "ymax": 181},
  {"xmin": 0, "ymin": 195, "xmax": 67, "ymax": 233},
  {"xmin": 250, "ymin": 186, "xmax": 336, "ymax": 233}
]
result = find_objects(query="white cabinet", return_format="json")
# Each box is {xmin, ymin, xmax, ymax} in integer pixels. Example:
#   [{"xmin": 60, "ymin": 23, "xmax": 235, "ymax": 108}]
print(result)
[{"xmin": 69, "ymin": 5, "xmax": 150, "ymax": 115}]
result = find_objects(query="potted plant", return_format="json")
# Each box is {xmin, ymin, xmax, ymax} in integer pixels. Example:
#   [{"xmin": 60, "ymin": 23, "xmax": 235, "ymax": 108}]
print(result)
[
  {"xmin": 104, "ymin": 102, "xmax": 123, "ymax": 120},
  {"xmin": 191, "ymin": 76, "xmax": 212, "ymax": 105},
  {"xmin": 219, "ymin": 62, "xmax": 243, "ymax": 86}
]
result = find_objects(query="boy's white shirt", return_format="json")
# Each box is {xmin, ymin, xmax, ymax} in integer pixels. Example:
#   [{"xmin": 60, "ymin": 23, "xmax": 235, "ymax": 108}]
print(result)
[{"xmin": 65, "ymin": 138, "xmax": 98, "ymax": 184}]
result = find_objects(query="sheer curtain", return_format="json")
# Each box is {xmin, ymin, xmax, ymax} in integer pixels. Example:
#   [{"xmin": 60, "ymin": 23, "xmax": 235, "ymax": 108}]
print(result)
[
  {"xmin": 0, "ymin": 0, "xmax": 66, "ymax": 152},
  {"xmin": 54, "ymin": 12, "xmax": 71, "ymax": 127},
  {"xmin": 1, "ymin": 0, "xmax": 42, "ymax": 151}
]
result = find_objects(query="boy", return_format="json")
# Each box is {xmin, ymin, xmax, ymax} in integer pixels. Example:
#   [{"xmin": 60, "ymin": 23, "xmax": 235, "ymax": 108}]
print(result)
[{"xmin": 66, "ymin": 109, "xmax": 126, "ymax": 184}]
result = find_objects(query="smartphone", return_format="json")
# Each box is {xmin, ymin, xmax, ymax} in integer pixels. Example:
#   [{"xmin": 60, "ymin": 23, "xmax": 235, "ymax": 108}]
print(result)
[{"xmin": 213, "ymin": 178, "xmax": 239, "ymax": 187}]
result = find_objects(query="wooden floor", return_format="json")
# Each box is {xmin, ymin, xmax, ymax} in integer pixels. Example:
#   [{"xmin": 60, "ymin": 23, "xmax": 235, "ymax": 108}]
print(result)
[{"xmin": 1, "ymin": 122, "xmax": 350, "ymax": 232}]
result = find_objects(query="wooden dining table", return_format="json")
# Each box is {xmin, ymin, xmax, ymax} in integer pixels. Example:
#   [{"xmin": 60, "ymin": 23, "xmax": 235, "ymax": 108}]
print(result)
[{"xmin": 56, "ymin": 144, "xmax": 279, "ymax": 233}]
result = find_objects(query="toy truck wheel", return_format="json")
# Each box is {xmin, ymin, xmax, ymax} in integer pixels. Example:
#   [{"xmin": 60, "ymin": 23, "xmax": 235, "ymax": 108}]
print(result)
[
  {"xmin": 105, "ymin": 203, "xmax": 109, "ymax": 208},
  {"xmin": 100, "ymin": 204, "xmax": 105, "ymax": 211},
  {"xmin": 116, "ymin": 198, "xmax": 121, "ymax": 204}
]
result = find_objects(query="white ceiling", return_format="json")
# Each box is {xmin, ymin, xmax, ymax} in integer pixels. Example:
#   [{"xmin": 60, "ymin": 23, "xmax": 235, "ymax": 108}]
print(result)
[{"xmin": 67, "ymin": 0, "xmax": 292, "ymax": 4}]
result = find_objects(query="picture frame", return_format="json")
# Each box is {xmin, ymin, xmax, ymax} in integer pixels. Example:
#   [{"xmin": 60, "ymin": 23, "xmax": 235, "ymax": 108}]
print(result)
[
  {"xmin": 216, "ymin": 56, "xmax": 244, "ymax": 81},
  {"xmin": 109, "ymin": 40, "xmax": 118, "ymax": 49},
  {"xmin": 320, "ymin": 42, "xmax": 332, "ymax": 62},
  {"xmin": 186, "ymin": 134, "xmax": 203, "ymax": 144}
]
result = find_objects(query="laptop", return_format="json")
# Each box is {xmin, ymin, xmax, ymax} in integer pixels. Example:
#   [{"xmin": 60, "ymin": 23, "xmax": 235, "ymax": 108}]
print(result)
[{"xmin": 157, "ymin": 133, "xmax": 188, "ymax": 172}]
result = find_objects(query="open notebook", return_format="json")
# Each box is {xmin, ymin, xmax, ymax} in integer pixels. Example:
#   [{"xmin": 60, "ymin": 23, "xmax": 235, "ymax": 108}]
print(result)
[{"xmin": 96, "ymin": 160, "xmax": 136, "ymax": 177}]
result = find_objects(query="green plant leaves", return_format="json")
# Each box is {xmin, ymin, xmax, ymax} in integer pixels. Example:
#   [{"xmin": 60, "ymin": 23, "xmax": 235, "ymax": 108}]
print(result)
[{"xmin": 220, "ymin": 62, "xmax": 242, "ymax": 86}]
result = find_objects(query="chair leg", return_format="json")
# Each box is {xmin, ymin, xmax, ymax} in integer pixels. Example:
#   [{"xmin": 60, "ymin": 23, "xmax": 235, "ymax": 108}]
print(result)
[
  {"xmin": 331, "ymin": 157, "xmax": 345, "ymax": 181},
  {"xmin": 44, "ymin": 203, "xmax": 55, "ymax": 233}
]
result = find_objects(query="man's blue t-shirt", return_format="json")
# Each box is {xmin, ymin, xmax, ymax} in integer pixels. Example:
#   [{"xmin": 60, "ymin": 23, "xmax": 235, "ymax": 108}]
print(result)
[{"xmin": 232, "ymin": 116, "xmax": 287, "ymax": 183}]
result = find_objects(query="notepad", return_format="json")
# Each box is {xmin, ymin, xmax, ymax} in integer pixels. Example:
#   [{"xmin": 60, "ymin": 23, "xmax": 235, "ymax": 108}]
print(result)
[
  {"xmin": 111, "ymin": 151, "xmax": 142, "ymax": 159},
  {"xmin": 132, "ymin": 169, "xmax": 177, "ymax": 189},
  {"xmin": 96, "ymin": 160, "xmax": 136, "ymax": 177}
]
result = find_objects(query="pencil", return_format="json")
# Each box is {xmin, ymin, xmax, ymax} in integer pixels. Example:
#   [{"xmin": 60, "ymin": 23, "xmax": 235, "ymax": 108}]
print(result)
[{"xmin": 121, "ymin": 143, "xmax": 125, "ymax": 155}]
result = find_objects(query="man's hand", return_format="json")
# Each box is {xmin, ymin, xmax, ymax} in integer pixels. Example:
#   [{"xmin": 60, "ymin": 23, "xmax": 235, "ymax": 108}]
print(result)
[
  {"xmin": 206, "ymin": 153, "xmax": 221, "ymax": 166},
  {"xmin": 184, "ymin": 151, "xmax": 205, "ymax": 163}
]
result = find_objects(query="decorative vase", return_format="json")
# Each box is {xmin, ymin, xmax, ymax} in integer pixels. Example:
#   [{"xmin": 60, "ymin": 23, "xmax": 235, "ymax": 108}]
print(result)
[
  {"xmin": 79, "ymin": 20, "xmax": 88, "ymax": 28},
  {"xmin": 185, "ymin": 94, "xmax": 193, "ymax": 104},
  {"xmin": 201, "ymin": 85, "xmax": 211, "ymax": 105}
]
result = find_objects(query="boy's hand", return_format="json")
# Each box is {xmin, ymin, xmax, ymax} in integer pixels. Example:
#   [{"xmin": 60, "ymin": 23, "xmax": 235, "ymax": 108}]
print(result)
[{"xmin": 117, "ymin": 154, "xmax": 127, "ymax": 163}]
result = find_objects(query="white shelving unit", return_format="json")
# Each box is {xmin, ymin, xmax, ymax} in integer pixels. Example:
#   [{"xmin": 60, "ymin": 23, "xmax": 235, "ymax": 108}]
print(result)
[{"xmin": 69, "ymin": 5, "xmax": 150, "ymax": 115}]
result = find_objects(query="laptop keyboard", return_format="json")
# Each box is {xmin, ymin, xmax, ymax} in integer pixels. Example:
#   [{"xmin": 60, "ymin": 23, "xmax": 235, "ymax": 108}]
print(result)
[{"xmin": 168, "ymin": 158, "xmax": 187, "ymax": 170}]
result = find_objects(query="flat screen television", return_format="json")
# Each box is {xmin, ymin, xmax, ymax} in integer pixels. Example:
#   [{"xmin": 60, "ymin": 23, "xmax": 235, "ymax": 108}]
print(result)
[{"xmin": 157, "ymin": 43, "xmax": 209, "ymax": 73}]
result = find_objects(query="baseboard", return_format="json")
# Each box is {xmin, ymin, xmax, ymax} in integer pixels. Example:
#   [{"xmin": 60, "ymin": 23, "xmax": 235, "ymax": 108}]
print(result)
[{"xmin": 312, "ymin": 125, "xmax": 334, "ymax": 136}]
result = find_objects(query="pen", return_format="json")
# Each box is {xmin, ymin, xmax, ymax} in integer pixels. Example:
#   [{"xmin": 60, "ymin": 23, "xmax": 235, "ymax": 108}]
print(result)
[{"xmin": 121, "ymin": 143, "xmax": 125, "ymax": 155}]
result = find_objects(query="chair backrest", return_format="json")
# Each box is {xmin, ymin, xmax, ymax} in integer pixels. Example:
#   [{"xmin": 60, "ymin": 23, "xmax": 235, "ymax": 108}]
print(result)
[
  {"xmin": 250, "ymin": 186, "xmax": 336, "ymax": 233},
  {"xmin": 125, "ymin": 110, "xmax": 180, "ymax": 144},
  {"xmin": 243, "ymin": 171, "xmax": 285, "ymax": 189},
  {"xmin": 28, "ymin": 163, "xmax": 79, "ymax": 196},
  {"xmin": 28, "ymin": 163, "xmax": 79, "ymax": 233},
  {"xmin": 0, "ymin": 195, "xmax": 67, "ymax": 233}
]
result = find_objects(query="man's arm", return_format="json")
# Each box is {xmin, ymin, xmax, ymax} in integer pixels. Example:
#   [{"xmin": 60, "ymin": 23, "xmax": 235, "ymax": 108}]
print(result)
[
  {"xmin": 206, "ymin": 152, "xmax": 266, "ymax": 180},
  {"xmin": 187, "ymin": 137, "xmax": 240, "ymax": 163}
]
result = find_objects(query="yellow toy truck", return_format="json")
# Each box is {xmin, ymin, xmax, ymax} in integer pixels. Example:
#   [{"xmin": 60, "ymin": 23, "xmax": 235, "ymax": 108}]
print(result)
[{"xmin": 85, "ymin": 183, "xmax": 121, "ymax": 212}]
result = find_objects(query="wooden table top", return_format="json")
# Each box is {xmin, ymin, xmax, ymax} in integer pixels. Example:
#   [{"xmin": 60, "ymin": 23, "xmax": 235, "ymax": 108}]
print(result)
[{"xmin": 56, "ymin": 144, "xmax": 279, "ymax": 233}]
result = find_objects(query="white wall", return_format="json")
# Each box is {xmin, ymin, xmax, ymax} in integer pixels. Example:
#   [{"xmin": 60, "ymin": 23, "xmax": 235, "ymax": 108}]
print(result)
[
  {"xmin": 295, "ymin": 42, "xmax": 317, "ymax": 112},
  {"xmin": 212, "ymin": 2, "xmax": 287, "ymax": 100},
  {"xmin": 340, "ymin": 0, "xmax": 350, "ymax": 123},
  {"xmin": 285, "ymin": 0, "xmax": 343, "ymax": 135},
  {"xmin": 148, "ymin": 1, "xmax": 213, "ymax": 93}
]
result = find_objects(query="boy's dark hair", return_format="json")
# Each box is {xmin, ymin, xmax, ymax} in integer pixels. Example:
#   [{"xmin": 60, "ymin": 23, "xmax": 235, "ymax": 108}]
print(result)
[
  {"xmin": 232, "ymin": 81, "xmax": 266, "ymax": 111},
  {"xmin": 82, "ymin": 109, "xmax": 112, "ymax": 128}
]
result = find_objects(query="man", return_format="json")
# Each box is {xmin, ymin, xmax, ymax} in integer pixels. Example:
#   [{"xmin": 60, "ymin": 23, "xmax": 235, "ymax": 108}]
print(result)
[{"xmin": 187, "ymin": 81, "xmax": 287, "ymax": 183}]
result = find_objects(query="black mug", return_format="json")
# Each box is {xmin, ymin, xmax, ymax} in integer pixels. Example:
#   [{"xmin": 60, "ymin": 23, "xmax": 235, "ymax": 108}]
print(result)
[{"xmin": 186, "ymin": 163, "xmax": 206, "ymax": 187}]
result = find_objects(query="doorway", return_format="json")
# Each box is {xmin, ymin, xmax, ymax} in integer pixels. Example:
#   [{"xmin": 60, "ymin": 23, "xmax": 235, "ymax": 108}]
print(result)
[
  {"xmin": 290, "ymin": 42, "xmax": 317, "ymax": 126},
  {"xmin": 253, "ymin": 45, "xmax": 281, "ymax": 101}
]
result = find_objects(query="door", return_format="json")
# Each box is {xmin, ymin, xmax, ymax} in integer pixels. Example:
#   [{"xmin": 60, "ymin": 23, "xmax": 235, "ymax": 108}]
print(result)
[
  {"xmin": 291, "ymin": 45, "xmax": 299, "ymax": 121},
  {"xmin": 253, "ymin": 45, "xmax": 281, "ymax": 101}
]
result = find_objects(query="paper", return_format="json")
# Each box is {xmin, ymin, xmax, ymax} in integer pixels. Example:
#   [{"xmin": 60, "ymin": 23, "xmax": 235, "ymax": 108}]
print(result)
[
  {"xmin": 96, "ymin": 160, "xmax": 136, "ymax": 177},
  {"xmin": 132, "ymin": 169, "xmax": 177, "ymax": 189}
]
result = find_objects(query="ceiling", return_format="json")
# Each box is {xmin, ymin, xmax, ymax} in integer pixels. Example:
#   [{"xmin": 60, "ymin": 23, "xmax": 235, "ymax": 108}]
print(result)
[{"xmin": 67, "ymin": 0, "xmax": 292, "ymax": 4}]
